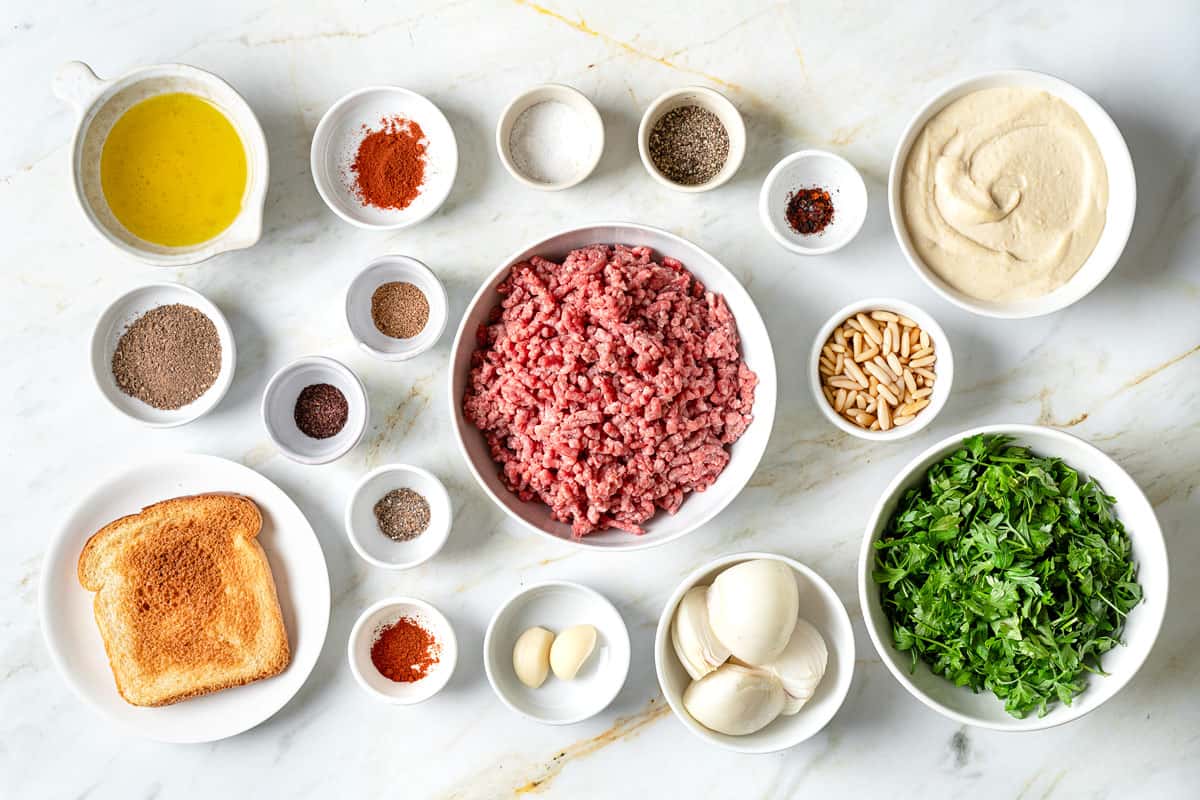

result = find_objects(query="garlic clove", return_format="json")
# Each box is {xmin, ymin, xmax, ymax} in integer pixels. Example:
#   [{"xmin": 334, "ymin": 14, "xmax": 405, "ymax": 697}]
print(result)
[
  {"xmin": 549, "ymin": 624, "xmax": 597, "ymax": 680},
  {"xmin": 671, "ymin": 585, "xmax": 731, "ymax": 680},
  {"xmin": 513, "ymin": 626, "xmax": 555, "ymax": 688}
]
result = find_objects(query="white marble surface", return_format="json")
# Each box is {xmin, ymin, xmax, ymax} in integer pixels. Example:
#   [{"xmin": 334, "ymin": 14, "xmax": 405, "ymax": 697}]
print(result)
[{"xmin": 3, "ymin": 1, "xmax": 1198, "ymax": 797}]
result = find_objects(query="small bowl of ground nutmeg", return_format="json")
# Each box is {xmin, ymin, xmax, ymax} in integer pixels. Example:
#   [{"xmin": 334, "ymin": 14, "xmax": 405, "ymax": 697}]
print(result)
[
  {"xmin": 261, "ymin": 355, "xmax": 370, "ymax": 464},
  {"xmin": 348, "ymin": 596, "xmax": 458, "ymax": 705},
  {"xmin": 638, "ymin": 86, "xmax": 746, "ymax": 193},
  {"xmin": 759, "ymin": 150, "xmax": 868, "ymax": 255},
  {"xmin": 345, "ymin": 254, "xmax": 448, "ymax": 361},
  {"xmin": 345, "ymin": 463, "xmax": 453, "ymax": 569},
  {"xmin": 90, "ymin": 283, "xmax": 236, "ymax": 427}
]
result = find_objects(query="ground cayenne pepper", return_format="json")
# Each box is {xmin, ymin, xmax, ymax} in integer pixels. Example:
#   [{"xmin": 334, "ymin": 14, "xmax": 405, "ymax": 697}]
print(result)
[
  {"xmin": 785, "ymin": 186, "xmax": 836, "ymax": 235},
  {"xmin": 369, "ymin": 616, "xmax": 440, "ymax": 682},
  {"xmin": 351, "ymin": 117, "xmax": 427, "ymax": 210}
]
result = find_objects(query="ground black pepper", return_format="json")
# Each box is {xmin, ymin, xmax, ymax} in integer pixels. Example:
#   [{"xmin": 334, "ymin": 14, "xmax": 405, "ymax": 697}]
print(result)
[
  {"xmin": 294, "ymin": 383, "xmax": 348, "ymax": 439},
  {"xmin": 647, "ymin": 105, "xmax": 730, "ymax": 186},
  {"xmin": 785, "ymin": 186, "xmax": 836, "ymax": 235},
  {"xmin": 373, "ymin": 488, "xmax": 431, "ymax": 541}
]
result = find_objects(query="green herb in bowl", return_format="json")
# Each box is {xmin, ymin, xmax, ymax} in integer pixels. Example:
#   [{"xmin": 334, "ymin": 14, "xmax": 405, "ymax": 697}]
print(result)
[{"xmin": 873, "ymin": 434, "xmax": 1142, "ymax": 718}]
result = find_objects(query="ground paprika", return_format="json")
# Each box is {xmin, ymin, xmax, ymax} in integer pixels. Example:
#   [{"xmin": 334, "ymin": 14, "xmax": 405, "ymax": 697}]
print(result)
[
  {"xmin": 369, "ymin": 616, "xmax": 440, "ymax": 682},
  {"xmin": 350, "ymin": 117, "xmax": 428, "ymax": 210}
]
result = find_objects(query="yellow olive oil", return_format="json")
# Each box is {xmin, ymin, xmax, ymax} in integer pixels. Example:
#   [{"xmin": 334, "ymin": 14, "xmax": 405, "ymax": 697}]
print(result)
[{"xmin": 100, "ymin": 92, "xmax": 247, "ymax": 247}]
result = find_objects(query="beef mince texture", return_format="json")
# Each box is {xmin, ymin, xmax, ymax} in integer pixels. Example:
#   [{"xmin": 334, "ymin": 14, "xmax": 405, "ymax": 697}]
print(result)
[{"xmin": 463, "ymin": 244, "xmax": 758, "ymax": 537}]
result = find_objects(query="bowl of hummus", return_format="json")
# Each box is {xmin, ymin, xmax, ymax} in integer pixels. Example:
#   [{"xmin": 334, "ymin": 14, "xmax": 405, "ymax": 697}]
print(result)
[{"xmin": 889, "ymin": 70, "xmax": 1135, "ymax": 318}]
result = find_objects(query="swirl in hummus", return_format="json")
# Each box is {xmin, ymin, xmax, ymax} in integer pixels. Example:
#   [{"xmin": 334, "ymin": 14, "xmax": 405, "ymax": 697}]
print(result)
[{"xmin": 901, "ymin": 87, "xmax": 1108, "ymax": 302}]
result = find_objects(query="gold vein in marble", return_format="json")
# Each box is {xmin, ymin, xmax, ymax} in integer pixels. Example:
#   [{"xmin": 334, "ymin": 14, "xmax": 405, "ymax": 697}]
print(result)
[{"xmin": 364, "ymin": 375, "xmax": 433, "ymax": 467}]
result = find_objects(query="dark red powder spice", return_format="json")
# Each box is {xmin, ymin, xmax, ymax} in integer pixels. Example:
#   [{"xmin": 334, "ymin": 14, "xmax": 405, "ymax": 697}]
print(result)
[
  {"xmin": 350, "ymin": 117, "xmax": 428, "ymax": 210},
  {"xmin": 369, "ymin": 616, "xmax": 440, "ymax": 683}
]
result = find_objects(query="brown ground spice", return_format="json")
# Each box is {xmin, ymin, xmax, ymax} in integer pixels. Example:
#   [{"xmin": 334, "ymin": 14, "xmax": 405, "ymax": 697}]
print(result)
[
  {"xmin": 371, "ymin": 281, "xmax": 429, "ymax": 339},
  {"xmin": 111, "ymin": 304, "xmax": 221, "ymax": 410}
]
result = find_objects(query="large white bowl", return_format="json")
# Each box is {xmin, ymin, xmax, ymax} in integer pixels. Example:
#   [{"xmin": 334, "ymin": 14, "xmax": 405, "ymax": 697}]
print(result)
[
  {"xmin": 654, "ymin": 552, "xmax": 856, "ymax": 753},
  {"xmin": 858, "ymin": 424, "xmax": 1168, "ymax": 731},
  {"xmin": 888, "ymin": 70, "xmax": 1136, "ymax": 319},
  {"xmin": 448, "ymin": 223, "xmax": 777, "ymax": 551}
]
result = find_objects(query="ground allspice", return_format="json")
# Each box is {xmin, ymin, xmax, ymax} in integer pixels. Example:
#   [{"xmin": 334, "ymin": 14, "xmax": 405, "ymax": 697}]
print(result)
[
  {"xmin": 294, "ymin": 383, "xmax": 349, "ymax": 439},
  {"xmin": 371, "ymin": 281, "xmax": 430, "ymax": 339},
  {"xmin": 785, "ymin": 186, "xmax": 836, "ymax": 235}
]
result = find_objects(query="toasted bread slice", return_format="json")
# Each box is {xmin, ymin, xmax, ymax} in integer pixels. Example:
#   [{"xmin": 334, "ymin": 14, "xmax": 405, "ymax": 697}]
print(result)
[{"xmin": 78, "ymin": 494, "xmax": 290, "ymax": 707}]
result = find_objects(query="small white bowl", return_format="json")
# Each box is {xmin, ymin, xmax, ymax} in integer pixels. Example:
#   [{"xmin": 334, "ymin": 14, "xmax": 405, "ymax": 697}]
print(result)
[
  {"xmin": 655, "ymin": 552, "xmax": 855, "ymax": 754},
  {"xmin": 889, "ymin": 69, "xmax": 1136, "ymax": 318},
  {"xmin": 348, "ymin": 597, "xmax": 457, "ymax": 705},
  {"xmin": 311, "ymin": 86, "xmax": 458, "ymax": 230},
  {"xmin": 859, "ymin": 425, "xmax": 1168, "ymax": 731},
  {"xmin": 809, "ymin": 297, "xmax": 953, "ymax": 442},
  {"xmin": 52, "ymin": 61, "xmax": 268, "ymax": 266},
  {"xmin": 637, "ymin": 86, "xmax": 746, "ymax": 192},
  {"xmin": 344, "ymin": 255, "xmax": 449, "ymax": 361},
  {"xmin": 496, "ymin": 83, "xmax": 604, "ymax": 191},
  {"xmin": 90, "ymin": 283, "xmax": 236, "ymax": 427},
  {"xmin": 484, "ymin": 581, "xmax": 631, "ymax": 725},
  {"xmin": 261, "ymin": 356, "xmax": 369, "ymax": 465},
  {"xmin": 345, "ymin": 464, "xmax": 453, "ymax": 570},
  {"xmin": 759, "ymin": 151, "xmax": 868, "ymax": 255}
]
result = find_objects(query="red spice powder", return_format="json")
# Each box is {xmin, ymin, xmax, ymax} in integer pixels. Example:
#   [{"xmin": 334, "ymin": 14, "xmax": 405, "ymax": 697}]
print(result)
[
  {"xmin": 369, "ymin": 616, "xmax": 440, "ymax": 682},
  {"xmin": 351, "ymin": 116, "xmax": 428, "ymax": 210}
]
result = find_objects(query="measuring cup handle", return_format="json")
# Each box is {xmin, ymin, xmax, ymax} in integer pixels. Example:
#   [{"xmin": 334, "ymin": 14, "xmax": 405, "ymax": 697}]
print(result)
[{"xmin": 53, "ymin": 61, "xmax": 105, "ymax": 112}]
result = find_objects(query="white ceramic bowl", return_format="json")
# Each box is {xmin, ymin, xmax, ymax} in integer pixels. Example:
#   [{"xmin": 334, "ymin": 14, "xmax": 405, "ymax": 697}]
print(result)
[
  {"xmin": 52, "ymin": 61, "xmax": 268, "ymax": 266},
  {"xmin": 638, "ymin": 86, "xmax": 746, "ymax": 192},
  {"xmin": 311, "ymin": 86, "xmax": 458, "ymax": 230},
  {"xmin": 261, "ymin": 356, "xmax": 369, "ymax": 465},
  {"xmin": 345, "ymin": 464, "xmax": 453, "ymax": 570},
  {"xmin": 90, "ymin": 283, "xmax": 236, "ymax": 427},
  {"xmin": 496, "ymin": 83, "xmax": 604, "ymax": 191},
  {"xmin": 759, "ymin": 151, "xmax": 867, "ymax": 255},
  {"xmin": 348, "ymin": 597, "xmax": 457, "ymax": 705},
  {"xmin": 655, "ymin": 552, "xmax": 856, "ymax": 753},
  {"xmin": 809, "ymin": 297, "xmax": 953, "ymax": 442},
  {"xmin": 448, "ymin": 223, "xmax": 777, "ymax": 551},
  {"xmin": 483, "ymin": 581, "xmax": 631, "ymax": 725},
  {"xmin": 888, "ymin": 69, "xmax": 1136, "ymax": 318},
  {"xmin": 345, "ymin": 255, "xmax": 449, "ymax": 361},
  {"xmin": 858, "ymin": 424, "xmax": 1168, "ymax": 731}
]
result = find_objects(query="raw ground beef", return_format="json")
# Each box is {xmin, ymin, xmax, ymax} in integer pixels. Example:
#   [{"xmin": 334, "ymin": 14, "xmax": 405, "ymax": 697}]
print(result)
[{"xmin": 463, "ymin": 244, "xmax": 758, "ymax": 537}]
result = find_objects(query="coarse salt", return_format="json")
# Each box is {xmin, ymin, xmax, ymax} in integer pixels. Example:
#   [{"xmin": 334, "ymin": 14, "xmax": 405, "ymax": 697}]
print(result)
[{"xmin": 508, "ymin": 101, "xmax": 591, "ymax": 185}]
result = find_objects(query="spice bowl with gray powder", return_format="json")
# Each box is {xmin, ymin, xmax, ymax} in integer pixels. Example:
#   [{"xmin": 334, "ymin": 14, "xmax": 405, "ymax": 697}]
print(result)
[
  {"xmin": 638, "ymin": 86, "xmax": 746, "ymax": 193},
  {"xmin": 345, "ymin": 463, "xmax": 455, "ymax": 570}
]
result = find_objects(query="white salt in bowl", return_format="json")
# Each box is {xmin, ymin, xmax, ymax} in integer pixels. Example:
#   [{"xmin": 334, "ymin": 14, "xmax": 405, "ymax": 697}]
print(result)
[
  {"xmin": 345, "ymin": 255, "xmax": 449, "ymax": 361},
  {"xmin": 638, "ymin": 86, "xmax": 746, "ymax": 192},
  {"xmin": 261, "ymin": 356, "xmax": 369, "ymax": 465},
  {"xmin": 345, "ymin": 464, "xmax": 453, "ymax": 570},
  {"xmin": 348, "ymin": 597, "xmax": 457, "ymax": 705},
  {"xmin": 311, "ymin": 86, "xmax": 457, "ymax": 230},
  {"xmin": 90, "ymin": 282, "xmax": 236, "ymax": 427},
  {"xmin": 496, "ymin": 84, "xmax": 604, "ymax": 191},
  {"xmin": 759, "ymin": 151, "xmax": 868, "ymax": 255}
]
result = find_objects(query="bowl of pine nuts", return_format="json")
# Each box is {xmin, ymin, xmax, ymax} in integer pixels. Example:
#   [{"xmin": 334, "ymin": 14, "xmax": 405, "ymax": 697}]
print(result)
[{"xmin": 810, "ymin": 298, "xmax": 953, "ymax": 441}]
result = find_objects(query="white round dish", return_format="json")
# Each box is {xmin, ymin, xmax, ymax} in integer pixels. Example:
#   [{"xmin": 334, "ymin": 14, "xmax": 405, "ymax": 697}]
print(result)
[
  {"xmin": 496, "ymin": 83, "xmax": 604, "ymax": 191},
  {"xmin": 310, "ymin": 86, "xmax": 457, "ymax": 230},
  {"xmin": 345, "ymin": 464, "xmax": 453, "ymax": 570},
  {"xmin": 759, "ymin": 151, "xmax": 867, "ymax": 255},
  {"xmin": 261, "ymin": 356, "xmax": 369, "ymax": 465},
  {"xmin": 90, "ymin": 282, "xmax": 237, "ymax": 427},
  {"xmin": 858, "ymin": 424, "xmax": 1168, "ymax": 731},
  {"xmin": 447, "ymin": 222, "xmax": 777, "ymax": 551},
  {"xmin": 344, "ymin": 255, "xmax": 448, "ymax": 361},
  {"xmin": 637, "ymin": 86, "xmax": 746, "ymax": 192},
  {"xmin": 348, "ymin": 597, "xmax": 457, "ymax": 704},
  {"xmin": 39, "ymin": 454, "xmax": 331, "ymax": 743},
  {"xmin": 809, "ymin": 297, "xmax": 953, "ymax": 442},
  {"xmin": 483, "ymin": 581, "xmax": 630, "ymax": 725},
  {"xmin": 655, "ymin": 552, "xmax": 855, "ymax": 753},
  {"xmin": 888, "ymin": 69, "xmax": 1136, "ymax": 318},
  {"xmin": 52, "ymin": 61, "xmax": 268, "ymax": 267}
]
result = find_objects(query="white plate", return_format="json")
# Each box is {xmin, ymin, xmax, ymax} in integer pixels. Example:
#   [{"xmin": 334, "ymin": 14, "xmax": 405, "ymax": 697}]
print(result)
[
  {"xmin": 483, "ymin": 581, "xmax": 631, "ymax": 725},
  {"xmin": 448, "ymin": 223, "xmax": 777, "ymax": 551},
  {"xmin": 40, "ymin": 454, "xmax": 331, "ymax": 743},
  {"xmin": 310, "ymin": 86, "xmax": 457, "ymax": 230},
  {"xmin": 90, "ymin": 283, "xmax": 237, "ymax": 427}
]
